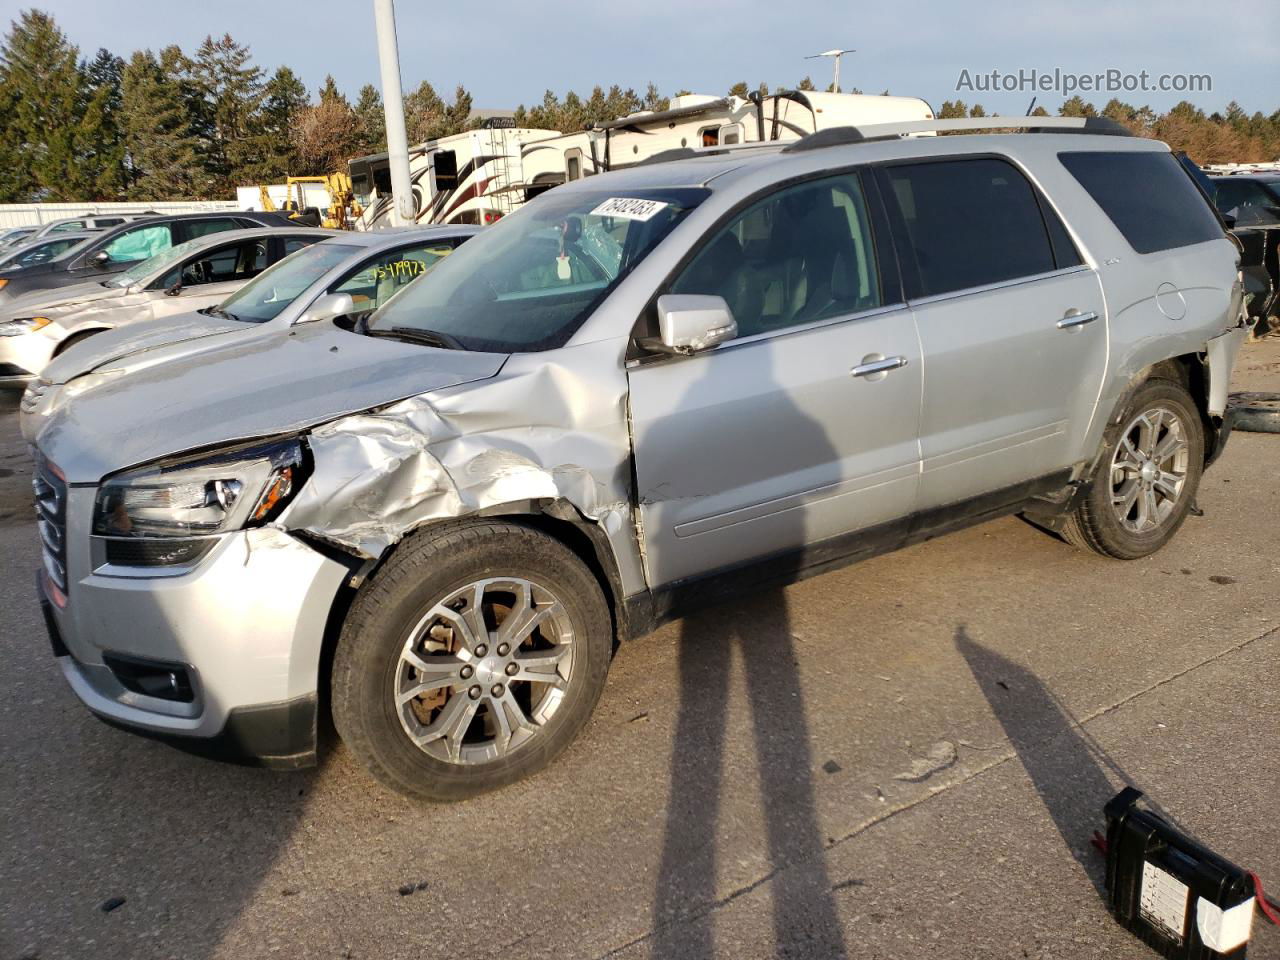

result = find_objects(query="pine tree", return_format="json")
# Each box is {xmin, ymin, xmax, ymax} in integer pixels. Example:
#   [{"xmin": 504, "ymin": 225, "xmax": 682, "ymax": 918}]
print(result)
[
  {"xmin": 192, "ymin": 34, "xmax": 265, "ymax": 190},
  {"xmin": 256, "ymin": 65, "xmax": 308, "ymax": 178},
  {"xmin": 0, "ymin": 10, "xmax": 98, "ymax": 199},
  {"xmin": 120, "ymin": 48, "xmax": 209, "ymax": 198},
  {"xmin": 83, "ymin": 48, "xmax": 126, "ymax": 198},
  {"xmin": 354, "ymin": 83, "xmax": 385, "ymax": 154}
]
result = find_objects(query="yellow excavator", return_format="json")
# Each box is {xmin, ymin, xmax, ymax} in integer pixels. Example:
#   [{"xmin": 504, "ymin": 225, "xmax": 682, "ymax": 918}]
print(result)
[{"xmin": 258, "ymin": 174, "xmax": 363, "ymax": 229}]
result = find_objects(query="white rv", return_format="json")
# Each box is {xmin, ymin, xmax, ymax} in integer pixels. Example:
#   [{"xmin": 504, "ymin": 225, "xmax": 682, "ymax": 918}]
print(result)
[
  {"xmin": 516, "ymin": 91, "xmax": 935, "ymax": 199},
  {"xmin": 349, "ymin": 91, "xmax": 933, "ymax": 228},
  {"xmin": 349, "ymin": 121, "xmax": 560, "ymax": 229}
]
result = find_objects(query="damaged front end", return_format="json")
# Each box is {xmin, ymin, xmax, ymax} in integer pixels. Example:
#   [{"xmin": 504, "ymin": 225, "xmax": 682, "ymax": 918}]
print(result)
[{"xmin": 276, "ymin": 339, "xmax": 644, "ymax": 598}]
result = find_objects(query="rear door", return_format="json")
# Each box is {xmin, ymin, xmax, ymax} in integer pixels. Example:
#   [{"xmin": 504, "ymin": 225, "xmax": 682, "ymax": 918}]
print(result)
[
  {"xmin": 877, "ymin": 156, "xmax": 1107, "ymax": 509},
  {"xmin": 628, "ymin": 171, "xmax": 923, "ymax": 587}
]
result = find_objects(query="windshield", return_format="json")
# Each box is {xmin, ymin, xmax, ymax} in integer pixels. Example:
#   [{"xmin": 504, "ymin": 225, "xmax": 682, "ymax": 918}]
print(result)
[
  {"xmin": 0, "ymin": 235, "xmax": 92, "ymax": 270},
  {"xmin": 107, "ymin": 237, "xmax": 210, "ymax": 288},
  {"xmin": 368, "ymin": 187, "xmax": 707, "ymax": 351},
  {"xmin": 216, "ymin": 241, "xmax": 361, "ymax": 322}
]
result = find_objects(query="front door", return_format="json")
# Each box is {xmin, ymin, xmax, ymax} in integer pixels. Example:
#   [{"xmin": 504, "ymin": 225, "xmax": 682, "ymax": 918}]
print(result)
[{"xmin": 628, "ymin": 171, "xmax": 923, "ymax": 588}]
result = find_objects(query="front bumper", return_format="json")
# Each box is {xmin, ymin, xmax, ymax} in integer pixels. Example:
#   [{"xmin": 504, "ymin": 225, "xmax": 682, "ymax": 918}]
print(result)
[
  {"xmin": 0, "ymin": 330, "xmax": 56, "ymax": 384},
  {"xmin": 41, "ymin": 508, "xmax": 352, "ymax": 767}
]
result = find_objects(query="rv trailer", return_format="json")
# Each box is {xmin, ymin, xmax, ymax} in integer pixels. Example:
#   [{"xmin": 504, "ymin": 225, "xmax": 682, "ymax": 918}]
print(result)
[
  {"xmin": 349, "ymin": 120, "xmax": 560, "ymax": 229},
  {"xmin": 349, "ymin": 91, "xmax": 934, "ymax": 228}
]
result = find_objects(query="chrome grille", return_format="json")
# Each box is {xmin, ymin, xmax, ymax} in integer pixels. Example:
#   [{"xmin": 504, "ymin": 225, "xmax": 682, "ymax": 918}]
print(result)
[{"xmin": 33, "ymin": 461, "xmax": 68, "ymax": 594}]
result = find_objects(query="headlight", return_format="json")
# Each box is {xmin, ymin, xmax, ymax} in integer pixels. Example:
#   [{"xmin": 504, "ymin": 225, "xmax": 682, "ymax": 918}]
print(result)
[
  {"xmin": 0, "ymin": 316, "xmax": 50, "ymax": 336},
  {"xmin": 93, "ymin": 438, "xmax": 307, "ymax": 550}
]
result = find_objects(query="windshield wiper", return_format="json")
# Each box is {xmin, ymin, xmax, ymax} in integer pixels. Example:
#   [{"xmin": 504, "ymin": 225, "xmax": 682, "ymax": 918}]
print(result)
[
  {"xmin": 366, "ymin": 326, "xmax": 464, "ymax": 350},
  {"xmin": 200, "ymin": 305, "xmax": 241, "ymax": 321}
]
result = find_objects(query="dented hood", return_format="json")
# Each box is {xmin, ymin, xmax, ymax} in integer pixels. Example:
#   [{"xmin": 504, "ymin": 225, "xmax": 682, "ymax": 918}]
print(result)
[
  {"xmin": 37, "ymin": 322, "xmax": 507, "ymax": 483},
  {"xmin": 40, "ymin": 310, "xmax": 249, "ymax": 385}
]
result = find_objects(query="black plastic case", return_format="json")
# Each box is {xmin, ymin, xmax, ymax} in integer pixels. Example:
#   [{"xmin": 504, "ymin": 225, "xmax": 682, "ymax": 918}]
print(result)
[{"xmin": 1104, "ymin": 788, "xmax": 1254, "ymax": 959}]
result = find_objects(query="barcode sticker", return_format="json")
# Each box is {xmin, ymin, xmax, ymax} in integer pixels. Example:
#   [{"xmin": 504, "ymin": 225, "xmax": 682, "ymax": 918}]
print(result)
[
  {"xmin": 590, "ymin": 197, "xmax": 669, "ymax": 222},
  {"xmin": 1140, "ymin": 860, "xmax": 1190, "ymax": 944}
]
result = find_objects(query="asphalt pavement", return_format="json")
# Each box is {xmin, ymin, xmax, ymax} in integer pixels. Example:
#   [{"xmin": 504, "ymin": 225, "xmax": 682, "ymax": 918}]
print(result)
[{"xmin": 1, "ymin": 339, "xmax": 1278, "ymax": 960}]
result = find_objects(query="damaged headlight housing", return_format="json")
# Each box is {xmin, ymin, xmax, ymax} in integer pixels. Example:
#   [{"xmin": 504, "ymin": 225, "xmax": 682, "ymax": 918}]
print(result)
[
  {"xmin": 92, "ymin": 438, "xmax": 308, "ymax": 566},
  {"xmin": 0, "ymin": 316, "xmax": 50, "ymax": 336}
]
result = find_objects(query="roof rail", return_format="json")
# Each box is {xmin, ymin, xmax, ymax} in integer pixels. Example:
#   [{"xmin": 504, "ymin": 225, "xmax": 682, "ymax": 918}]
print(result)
[
  {"xmin": 782, "ymin": 115, "xmax": 1134, "ymax": 152},
  {"xmin": 636, "ymin": 141, "xmax": 784, "ymax": 166}
]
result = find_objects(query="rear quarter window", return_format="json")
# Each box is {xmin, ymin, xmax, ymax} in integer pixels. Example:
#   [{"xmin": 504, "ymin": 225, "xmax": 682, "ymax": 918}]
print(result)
[{"xmin": 1059, "ymin": 151, "xmax": 1224, "ymax": 254}]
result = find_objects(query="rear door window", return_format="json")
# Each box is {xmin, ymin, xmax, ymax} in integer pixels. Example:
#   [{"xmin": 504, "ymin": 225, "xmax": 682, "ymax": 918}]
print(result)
[
  {"xmin": 880, "ymin": 157, "xmax": 1058, "ymax": 298},
  {"xmin": 49, "ymin": 220, "xmax": 86, "ymax": 233},
  {"xmin": 102, "ymin": 223, "xmax": 174, "ymax": 264},
  {"xmin": 1059, "ymin": 151, "xmax": 1224, "ymax": 254}
]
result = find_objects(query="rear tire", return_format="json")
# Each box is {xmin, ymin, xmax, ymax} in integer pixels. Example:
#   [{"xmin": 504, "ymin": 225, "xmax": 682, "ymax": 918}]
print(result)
[
  {"xmin": 331, "ymin": 520, "xmax": 612, "ymax": 801},
  {"xmin": 1062, "ymin": 379, "xmax": 1204, "ymax": 559}
]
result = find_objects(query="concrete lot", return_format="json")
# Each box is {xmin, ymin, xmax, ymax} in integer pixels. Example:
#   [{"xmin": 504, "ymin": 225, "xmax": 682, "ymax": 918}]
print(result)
[{"xmin": 1, "ymin": 340, "xmax": 1278, "ymax": 960}]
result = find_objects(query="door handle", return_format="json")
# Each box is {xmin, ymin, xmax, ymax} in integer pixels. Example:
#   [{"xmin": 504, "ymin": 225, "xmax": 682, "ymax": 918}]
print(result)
[
  {"xmin": 851, "ymin": 355, "xmax": 908, "ymax": 379},
  {"xmin": 1057, "ymin": 310, "xmax": 1098, "ymax": 329}
]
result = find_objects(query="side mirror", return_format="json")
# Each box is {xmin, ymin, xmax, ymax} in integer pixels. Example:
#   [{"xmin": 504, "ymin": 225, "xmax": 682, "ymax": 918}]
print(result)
[
  {"xmin": 297, "ymin": 291, "xmax": 355, "ymax": 324},
  {"xmin": 1220, "ymin": 212, "xmax": 1238, "ymax": 231},
  {"xmin": 649, "ymin": 294, "xmax": 738, "ymax": 355},
  {"xmin": 164, "ymin": 281, "xmax": 183, "ymax": 297},
  {"xmin": 91, "ymin": 250, "xmax": 111, "ymax": 266}
]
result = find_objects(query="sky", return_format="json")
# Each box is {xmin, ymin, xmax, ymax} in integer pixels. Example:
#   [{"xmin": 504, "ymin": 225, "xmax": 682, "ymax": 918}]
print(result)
[{"xmin": 16, "ymin": 0, "xmax": 1280, "ymax": 116}]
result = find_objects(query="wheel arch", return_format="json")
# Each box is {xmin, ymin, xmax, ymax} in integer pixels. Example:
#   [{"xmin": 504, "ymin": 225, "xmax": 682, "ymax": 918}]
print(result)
[{"xmin": 314, "ymin": 500, "xmax": 630, "ymax": 731}]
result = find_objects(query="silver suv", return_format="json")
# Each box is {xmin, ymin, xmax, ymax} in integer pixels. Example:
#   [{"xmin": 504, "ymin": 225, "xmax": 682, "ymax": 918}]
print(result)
[{"xmin": 30, "ymin": 117, "xmax": 1246, "ymax": 800}]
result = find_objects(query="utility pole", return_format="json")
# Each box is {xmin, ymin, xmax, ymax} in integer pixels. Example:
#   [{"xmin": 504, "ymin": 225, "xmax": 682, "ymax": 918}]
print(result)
[
  {"xmin": 373, "ymin": 0, "xmax": 413, "ymax": 226},
  {"xmin": 805, "ymin": 48, "xmax": 856, "ymax": 93}
]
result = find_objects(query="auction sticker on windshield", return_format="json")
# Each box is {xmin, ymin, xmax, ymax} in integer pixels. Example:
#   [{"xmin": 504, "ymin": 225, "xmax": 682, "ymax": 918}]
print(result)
[{"xmin": 590, "ymin": 198, "xmax": 669, "ymax": 221}]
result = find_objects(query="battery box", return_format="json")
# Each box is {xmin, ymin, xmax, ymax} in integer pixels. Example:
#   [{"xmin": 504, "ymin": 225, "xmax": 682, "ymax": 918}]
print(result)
[{"xmin": 1104, "ymin": 787, "xmax": 1256, "ymax": 958}]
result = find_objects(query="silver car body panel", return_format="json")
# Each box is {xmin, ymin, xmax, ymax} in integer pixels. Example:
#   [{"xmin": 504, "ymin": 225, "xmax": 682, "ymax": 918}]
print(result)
[
  {"xmin": 19, "ymin": 226, "xmax": 481, "ymax": 444},
  {"xmin": 34, "ymin": 131, "xmax": 1244, "ymax": 751},
  {"xmin": 36, "ymin": 322, "xmax": 507, "ymax": 484},
  {"xmin": 0, "ymin": 227, "xmax": 338, "ymax": 382}
]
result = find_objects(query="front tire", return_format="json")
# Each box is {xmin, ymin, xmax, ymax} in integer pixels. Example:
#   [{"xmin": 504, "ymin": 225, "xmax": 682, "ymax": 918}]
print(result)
[
  {"xmin": 1063, "ymin": 378, "xmax": 1204, "ymax": 559},
  {"xmin": 331, "ymin": 520, "xmax": 612, "ymax": 801}
]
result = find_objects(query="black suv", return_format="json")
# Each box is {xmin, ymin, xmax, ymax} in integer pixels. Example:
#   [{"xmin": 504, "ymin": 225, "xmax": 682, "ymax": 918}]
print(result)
[{"xmin": 0, "ymin": 211, "xmax": 294, "ymax": 304}]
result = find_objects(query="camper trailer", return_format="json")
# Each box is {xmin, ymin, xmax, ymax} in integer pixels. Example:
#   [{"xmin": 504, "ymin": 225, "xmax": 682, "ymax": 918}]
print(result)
[
  {"xmin": 349, "ymin": 91, "xmax": 934, "ymax": 228},
  {"xmin": 349, "ymin": 121, "xmax": 559, "ymax": 229},
  {"xmin": 516, "ymin": 91, "xmax": 936, "ymax": 199}
]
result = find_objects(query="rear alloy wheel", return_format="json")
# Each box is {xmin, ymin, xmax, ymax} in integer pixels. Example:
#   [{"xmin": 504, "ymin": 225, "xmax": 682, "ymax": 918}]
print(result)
[
  {"xmin": 1063, "ymin": 379, "xmax": 1204, "ymax": 559},
  {"xmin": 332, "ymin": 520, "xmax": 611, "ymax": 801}
]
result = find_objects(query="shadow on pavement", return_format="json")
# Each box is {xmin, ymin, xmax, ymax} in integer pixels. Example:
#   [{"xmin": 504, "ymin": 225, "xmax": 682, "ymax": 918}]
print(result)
[
  {"xmin": 652, "ymin": 591, "xmax": 847, "ymax": 958},
  {"xmin": 955, "ymin": 624, "xmax": 1124, "ymax": 896}
]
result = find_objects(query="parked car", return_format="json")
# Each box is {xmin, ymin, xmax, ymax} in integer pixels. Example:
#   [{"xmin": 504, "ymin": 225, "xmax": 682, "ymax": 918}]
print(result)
[
  {"xmin": 1210, "ymin": 173, "xmax": 1280, "ymax": 228},
  {"xmin": 0, "ymin": 210, "xmax": 295, "ymax": 307},
  {"xmin": 0, "ymin": 226, "xmax": 37, "ymax": 250},
  {"xmin": 0, "ymin": 231, "xmax": 99, "ymax": 272},
  {"xmin": 29, "ymin": 118, "xmax": 1245, "ymax": 801},
  {"xmin": 26, "ymin": 212, "xmax": 155, "ymax": 242},
  {"xmin": 17, "ymin": 225, "xmax": 477, "ymax": 410},
  {"xmin": 1209, "ymin": 174, "xmax": 1280, "ymax": 331},
  {"xmin": 0, "ymin": 227, "xmax": 338, "ymax": 385}
]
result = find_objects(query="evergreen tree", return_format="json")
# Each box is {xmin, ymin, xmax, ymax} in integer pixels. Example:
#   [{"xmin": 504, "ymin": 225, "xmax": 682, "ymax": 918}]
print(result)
[
  {"xmin": 0, "ymin": 10, "xmax": 98, "ymax": 200},
  {"xmin": 120, "ymin": 48, "xmax": 209, "ymax": 198},
  {"xmin": 192, "ymin": 34, "xmax": 265, "ymax": 190},
  {"xmin": 354, "ymin": 83, "xmax": 385, "ymax": 154},
  {"xmin": 257, "ymin": 65, "xmax": 309, "ymax": 178},
  {"xmin": 83, "ymin": 48, "xmax": 126, "ymax": 198}
]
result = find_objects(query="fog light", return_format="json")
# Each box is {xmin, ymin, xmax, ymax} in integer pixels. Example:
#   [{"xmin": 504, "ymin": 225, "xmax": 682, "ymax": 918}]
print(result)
[{"xmin": 102, "ymin": 653, "xmax": 195, "ymax": 703}]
